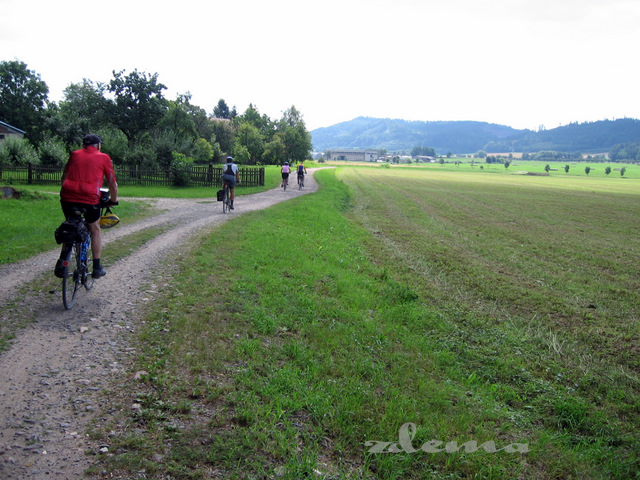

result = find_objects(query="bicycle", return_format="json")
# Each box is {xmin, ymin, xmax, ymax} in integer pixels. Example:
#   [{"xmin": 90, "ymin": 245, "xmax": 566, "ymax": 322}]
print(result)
[
  {"xmin": 281, "ymin": 177, "xmax": 288, "ymax": 191},
  {"xmin": 221, "ymin": 181, "xmax": 233, "ymax": 213},
  {"xmin": 58, "ymin": 209, "xmax": 94, "ymax": 310},
  {"xmin": 55, "ymin": 193, "xmax": 118, "ymax": 310},
  {"xmin": 297, "ymin": 173, "xmax": 304, "ymax": 190}
]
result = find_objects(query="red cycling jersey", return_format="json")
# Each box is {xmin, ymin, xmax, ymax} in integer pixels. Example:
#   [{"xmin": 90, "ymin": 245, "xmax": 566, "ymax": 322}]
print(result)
[{"xmin": 60, "ymin": 146, "xmax": 116, "ymax": 204}]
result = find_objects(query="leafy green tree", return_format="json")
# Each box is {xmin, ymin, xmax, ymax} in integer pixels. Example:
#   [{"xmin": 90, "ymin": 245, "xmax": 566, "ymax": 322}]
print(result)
[
  {"xmin": 169, "ymin": 152, "xmax": 194, "ymax": 186},
  {"xmin": 232, "ymin": 144, "xmax": 250, "ymax": 164},
  {"xmin": 605, "ymin": 166, "xmax": 612, "ymax": 175},
  {"xmin": 37, "ymin": 137, "xmax": 68, "ymax": 166},
  {"xmin": 564, "ymin": 164, "xmax": 570, "ymax": 173},
  {"xmin": 239, "ymin": 104, "xmax": 276, "ymax": 140},
  {"xmin": 545, "ymin": 164, "xmax": 551, "ymax": 173},
  {"xmin": 0, "ymin": 60, "xmax": 49, "ymax": 142},
  {"xmin": 263, "ymin": 135, "xmax": 286, "ymax": 165},
  {"xmin": 585, "ymin": 166, "xmax": 591, "ymax": 175},
  {"xmin": 158, "ymin": 97, "xmax": 198, "ymax": 144},
  {"xmin": 99, "ymin": 127, "xmax": 129, "ymax": 164},
  {"xmin": 210, "ymin": 119, "xmax": 235, "ymax": 155},
  {"xmin": 193, "ymin": 137, "xmax": 214, "ymax": 163},
  {"xmin": 411, "ymin": 145, "xmax": 436, "ymax": 157},
  {"xmin": 0, "ymin": 135, "xmax": 39, "ymax": 166},
  {"xmin": 213, "ymin": 99, "xmax": 231, "ymax": 119},
  {"xmin": 620, "ymin": 167, "xmax": 626, "ymax": 177},
  {"xmin": 277, "ymin": 106, "xmax": 311, "ymax": 163},
  {"xmin": 235, "ymin": 122, "xmax": 264, "ymax": 164},
  {"xmin": 108, "ymin": 69, "xmax": 167, "ymax": 143},
  {"xmin": 55, "ymin": 79, "xmax": 111, "ymax": 145}
]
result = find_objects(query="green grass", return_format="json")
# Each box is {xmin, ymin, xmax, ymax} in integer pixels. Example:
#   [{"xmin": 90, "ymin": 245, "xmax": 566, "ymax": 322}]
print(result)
[
  {"xmin": 0, "ymin": 189, "xmax": 154, "ymax": 265},
  {"xmin": 0, "ymin": 165, "xmax": 291, "ymax": 265},
  {"xmin": 88, "ymin": 167, "xmax": 639, "ymax": 479},
  {"xmin": 327, "ymin": 159, "xmax": 640, "ymax": 180}
]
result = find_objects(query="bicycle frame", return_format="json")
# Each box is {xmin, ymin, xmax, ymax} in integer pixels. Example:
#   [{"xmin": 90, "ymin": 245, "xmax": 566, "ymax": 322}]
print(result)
[
  {"xmin": 222, "ymin": 182, "xmax": 232, "ymax": 213},
  {"xmin": 61, "ymin": 220, "xmax": 94, "ymax": 310}
]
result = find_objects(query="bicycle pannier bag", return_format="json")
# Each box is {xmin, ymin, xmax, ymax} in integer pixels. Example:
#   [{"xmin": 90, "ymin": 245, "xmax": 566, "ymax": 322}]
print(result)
[
  {"xmin": 54, "ymin": 217, "xmax": 89, "ymax": 244},
  {"xmin": 216, "ymin": 189, "xmax": 224, "ymax": 201}
]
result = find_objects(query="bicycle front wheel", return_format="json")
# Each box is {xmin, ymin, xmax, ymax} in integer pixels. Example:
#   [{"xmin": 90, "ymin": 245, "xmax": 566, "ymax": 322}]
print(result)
[
  {"xmin": 62, "ymin": 244, "xmax": 81, "ymax": 310},
  {"xmin": 222, "ymin": 187, "xmax": 229, "ymax": 213}
]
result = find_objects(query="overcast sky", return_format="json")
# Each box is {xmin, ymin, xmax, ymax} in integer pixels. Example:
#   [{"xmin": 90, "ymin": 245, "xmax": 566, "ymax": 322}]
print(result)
[{"xmin": 1, "ymin": 0, "xmax": 639, "ymax": 132}]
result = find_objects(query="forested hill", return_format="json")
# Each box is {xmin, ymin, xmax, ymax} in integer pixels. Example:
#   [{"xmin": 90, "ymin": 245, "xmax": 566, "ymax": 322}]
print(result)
[{"xmin": 311, "ymin": 117, "xmax": 640, "ymax": 154}]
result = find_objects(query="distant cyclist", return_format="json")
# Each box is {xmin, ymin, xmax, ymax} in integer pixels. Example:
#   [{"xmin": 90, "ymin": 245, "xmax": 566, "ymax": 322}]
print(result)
[
  {"xmin": 56, "ymin": 134, "xmax": 118, "ymax": 278},
  {"xmin": 281, "ymin": 162, "xmax": 290, "ymax": 188},
  {"xmin": 221, "ymin": 156, "xmax": 239, "ymax": 209},
  {"xmin": 296, "ymin": 161, "xmax": 307, "ymax": 187}
]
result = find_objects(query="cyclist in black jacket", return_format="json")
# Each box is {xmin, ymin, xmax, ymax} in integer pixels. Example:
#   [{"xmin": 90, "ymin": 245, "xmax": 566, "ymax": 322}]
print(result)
[{"xmin": 221, "ymin": 156, "xmax": 240, "ymax": 209}]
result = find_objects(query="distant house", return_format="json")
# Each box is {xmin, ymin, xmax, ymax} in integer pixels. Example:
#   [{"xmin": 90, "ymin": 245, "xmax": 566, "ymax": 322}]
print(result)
[
  {"xmin": 0, "ymin": 120, "xmax": 26, "ymax": 142},
  {"xmin": 326, "ymin": 149, "xmax": 378, "ymax": 162}
]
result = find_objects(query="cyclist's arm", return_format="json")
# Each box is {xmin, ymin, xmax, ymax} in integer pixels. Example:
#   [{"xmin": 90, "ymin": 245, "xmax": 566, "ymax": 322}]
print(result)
[{"xmin": 107, "ymin": 178, "xmax": 119, "ymax": 204}]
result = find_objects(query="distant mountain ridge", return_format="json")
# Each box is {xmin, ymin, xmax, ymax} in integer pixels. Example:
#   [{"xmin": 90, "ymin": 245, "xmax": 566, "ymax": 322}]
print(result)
[{"xmin": 311, "ymin": 117, "xmax": 640, "ymax": 154}]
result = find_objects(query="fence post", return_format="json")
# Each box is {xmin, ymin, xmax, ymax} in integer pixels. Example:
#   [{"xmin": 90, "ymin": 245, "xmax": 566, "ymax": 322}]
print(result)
[{"xmin": 28, "ymin": 162, "xmax": 33, "ymax": 184}]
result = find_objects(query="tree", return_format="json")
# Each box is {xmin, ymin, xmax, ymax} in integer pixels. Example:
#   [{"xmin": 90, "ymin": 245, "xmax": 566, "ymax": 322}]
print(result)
[
  {"xmin": 56, "ymin": 79, "xmax": 111, "ymax": 145},
  {"xmin": 235, "ymin": 122, "xmax": 264, "ymax": 165},
  {"xmin": 263, "ymin": 135, "xmax": 286, "ymax": 164},
  {"xmin": 108, "ymin": 69, "xmax": 167, "ymax": 143},
  {"xmin": 158, "ymin": 97, "xmax": 198, "ymax": 144},
  {"xmin": 564, "ymin": 164, "xmax": 570, "ymax": 173},
  {"xmin": 545, "ymin": 164, "xmax": 551, "ymax": 173},
  {"xmin": 411, "ymin": 145, "xmax": 436, "ymax": 158},
  {"xmin": 37, "ymin": 137, "xmax": 68, "ymax": 166},
  {"xmin": 620, "ymin": 167, "xmax": 626, "ymax": 177},
  {"xmin": 213, "ymin": 99, "xmax": 231, "ymax": 119},
  {"xmin": 0, "ymin": 135, "xmax": 39, "ymax": 166},
  {"xmin": 605, "ymin": 166, "xmax": 612, "ymax": 175},
  {"xmin": 585, "ymin": 166, "xmax": 591, "ymax": 175},
  {"xmin": 0, "ymin": 60, "xmax": 49, "ymax": 142},
  {"xmin": 277, "ymin": 106, "xmax": 311, "ymax": 163},
  {"xmin": 210, "ymin": 119, "xmax": 235, "ymax": 155}
]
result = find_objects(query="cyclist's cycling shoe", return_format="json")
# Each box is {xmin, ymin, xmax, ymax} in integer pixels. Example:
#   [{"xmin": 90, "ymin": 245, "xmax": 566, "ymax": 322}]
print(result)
[
  {"xmin": 54, "ymin": 259, "xmax": 66, "ymax": 278},
  {"xmin": 92, "ymin": 267, "xmax": 107, "ymax": 278}
]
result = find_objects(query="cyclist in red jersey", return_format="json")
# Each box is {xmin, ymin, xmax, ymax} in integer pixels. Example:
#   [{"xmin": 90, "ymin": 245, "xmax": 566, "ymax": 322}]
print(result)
[{"xmin": 55, "ymin": 134, "xmax": 118, "ymax": 278}]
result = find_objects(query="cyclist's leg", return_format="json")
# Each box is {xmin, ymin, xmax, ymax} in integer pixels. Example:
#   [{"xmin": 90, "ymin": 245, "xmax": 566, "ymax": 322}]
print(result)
[{"xmin": 87, "ymin": 220, "xmax": 105, "ymax": 276}]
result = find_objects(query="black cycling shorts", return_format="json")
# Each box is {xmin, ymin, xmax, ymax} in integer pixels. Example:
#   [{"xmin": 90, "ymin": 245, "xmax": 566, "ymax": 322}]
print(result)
[{"xmin": 61, "ymin": 201, "xmax": 101, "ymax": 224}]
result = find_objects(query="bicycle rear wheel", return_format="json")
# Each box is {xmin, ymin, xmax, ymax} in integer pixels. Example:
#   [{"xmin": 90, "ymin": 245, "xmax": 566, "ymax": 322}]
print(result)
[
  {"xmin": 62, "ymin": 244, "xmax": 81, "ymax": 310},
  {"xmin": 222, "ymin": 186, "xmax": 229, "ymax": 213}
]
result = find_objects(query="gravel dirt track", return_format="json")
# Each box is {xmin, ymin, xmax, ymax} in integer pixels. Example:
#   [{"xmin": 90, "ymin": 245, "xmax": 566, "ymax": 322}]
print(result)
[{"xmin": 0, "ymin": 171, "xmax": 319, "ymax": 479}]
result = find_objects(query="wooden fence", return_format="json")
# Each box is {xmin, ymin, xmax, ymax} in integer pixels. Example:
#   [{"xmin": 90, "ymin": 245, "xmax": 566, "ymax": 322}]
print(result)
[{"xmin": 0, "ymin": 163, "xmax": 265, "ymax": 187}]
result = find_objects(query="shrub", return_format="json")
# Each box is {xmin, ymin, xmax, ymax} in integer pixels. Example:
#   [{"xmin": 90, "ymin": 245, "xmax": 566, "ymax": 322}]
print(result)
[
  {"xmin": 0, "ymin": 136, "xmax": 39, "ymax": 166},
  {"xmin": 170, "ymin": 152, "xmax": 194, "ymax": 186},
  {"xmin": 38, "ymin": 137, "xmax": 68, "ymax": 167}
]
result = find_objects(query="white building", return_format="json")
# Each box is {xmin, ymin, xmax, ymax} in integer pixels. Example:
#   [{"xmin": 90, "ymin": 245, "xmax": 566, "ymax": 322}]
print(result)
[{"xmin": 326, "ymin": 149, "xmax": 378, "ymax": 162}]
